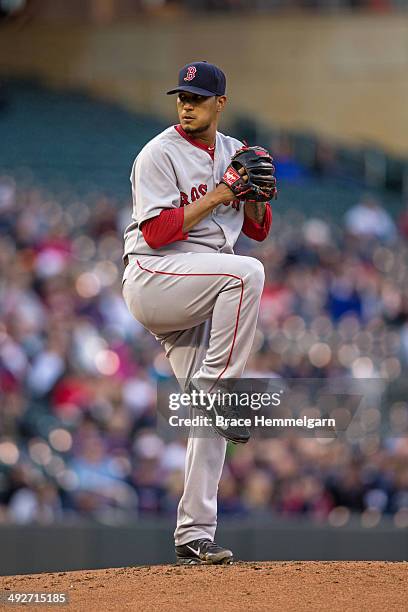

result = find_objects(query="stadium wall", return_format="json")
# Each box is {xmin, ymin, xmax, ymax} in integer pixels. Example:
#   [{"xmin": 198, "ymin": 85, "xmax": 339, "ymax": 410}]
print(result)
[
  {"xmin": 0, "ymin": 15, "xmax": 407, "ymax": 155},
  {"xmin": 0, "ymin": 520, "xmax": 407, "ymax": 575}
]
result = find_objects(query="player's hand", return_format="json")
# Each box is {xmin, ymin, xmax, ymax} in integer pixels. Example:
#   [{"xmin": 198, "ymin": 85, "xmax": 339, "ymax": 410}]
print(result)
[{"xmin": 216, "ymin": 168, "xmax": 248, "ymax": 202}]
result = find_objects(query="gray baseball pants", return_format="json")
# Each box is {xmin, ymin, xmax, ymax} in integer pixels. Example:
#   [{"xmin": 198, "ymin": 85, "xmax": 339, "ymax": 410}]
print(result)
[{"xmin": 122, "ymin": 251, "xmax": 264, "ymax": 545}]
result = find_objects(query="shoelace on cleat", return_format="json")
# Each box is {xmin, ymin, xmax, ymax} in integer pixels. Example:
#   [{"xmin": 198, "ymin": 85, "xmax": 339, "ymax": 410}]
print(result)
[{"xmin": 196, "ymin": 540, "xmax": 223, "ymax": 555}]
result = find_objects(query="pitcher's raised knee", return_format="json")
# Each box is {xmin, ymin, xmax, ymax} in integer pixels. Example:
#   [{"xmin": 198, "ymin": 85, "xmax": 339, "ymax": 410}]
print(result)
[{"xmin": 243, "ymin": 257, "xmax": 265, "ymax": 293}]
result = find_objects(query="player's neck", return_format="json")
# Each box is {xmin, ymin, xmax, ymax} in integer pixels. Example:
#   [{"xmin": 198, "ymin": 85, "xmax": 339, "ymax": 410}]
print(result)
[{"xmin": 194, "ymin": 128, "xmax": 216, "ymax": 148}]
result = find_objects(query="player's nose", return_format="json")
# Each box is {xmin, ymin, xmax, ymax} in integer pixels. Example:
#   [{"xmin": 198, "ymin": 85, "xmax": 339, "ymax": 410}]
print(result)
[{"xmin": 182, "ymin": 99, "xmax": 194, "ymax": 110}]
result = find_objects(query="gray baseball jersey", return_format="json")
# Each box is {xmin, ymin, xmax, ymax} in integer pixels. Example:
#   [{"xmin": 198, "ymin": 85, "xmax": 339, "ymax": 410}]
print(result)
[{"xmin": 123, "ymin": 125, "xmax": 245, "ymax": 258}]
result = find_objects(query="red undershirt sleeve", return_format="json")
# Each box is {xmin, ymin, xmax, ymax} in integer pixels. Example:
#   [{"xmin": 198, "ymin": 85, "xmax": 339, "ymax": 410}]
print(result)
[
  {"xmin": 242, "ymin": 204, "xmax": 272, "ymax": 241},
  {"xmin": 140, "ymin": 207, "xmax": 188, "ymax": 249}
]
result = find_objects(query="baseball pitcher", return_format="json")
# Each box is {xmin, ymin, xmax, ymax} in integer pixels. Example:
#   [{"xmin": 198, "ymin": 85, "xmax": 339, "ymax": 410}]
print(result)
[{"xmin": 122, "ymin": 61, "xmax": 277, "ymax": 565}]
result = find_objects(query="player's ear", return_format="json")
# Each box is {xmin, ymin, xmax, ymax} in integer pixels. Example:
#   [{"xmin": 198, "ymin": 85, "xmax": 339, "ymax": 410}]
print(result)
[{"xmin": 216, "ymin": 96, "xmax": 227, "ymax": 113}]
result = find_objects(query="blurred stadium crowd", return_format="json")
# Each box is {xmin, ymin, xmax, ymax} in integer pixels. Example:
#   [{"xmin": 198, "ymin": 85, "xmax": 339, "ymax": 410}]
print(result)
[
  {"xmin": 178, "ymin": 0, "xmax": 408, "ymax": 12},
  {"xmin": 0, "ymin": 156, "xmax": 407, "ymax": 529},
  {"xmin": 2, "ymin": 0, "xmax": 407, "ymax": 24}
]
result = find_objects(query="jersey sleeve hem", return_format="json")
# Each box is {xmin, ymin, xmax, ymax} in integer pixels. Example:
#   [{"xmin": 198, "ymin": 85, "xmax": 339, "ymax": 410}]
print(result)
[
  {"xmin": 242, "ymin": 203, "xmax": 272, "ymax": 242},
  {"xmin": 137, "ymin": 211, "xmax": 170, "ymax": 227}
]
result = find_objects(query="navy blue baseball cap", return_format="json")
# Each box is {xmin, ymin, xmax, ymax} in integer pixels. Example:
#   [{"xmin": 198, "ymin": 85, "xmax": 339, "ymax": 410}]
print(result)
[{"xmin": 166, "ymin": 61, "xmax": 226, "ymax": 97}]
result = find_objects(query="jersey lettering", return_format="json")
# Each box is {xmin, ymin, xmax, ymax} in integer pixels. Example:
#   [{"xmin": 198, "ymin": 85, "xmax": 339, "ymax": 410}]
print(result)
[
  {"xmin": 230, "ymin": 199, "xmax": 241, "ymax": 211},
  {"xmin": 191, "ymin": 187, "xmax": 199, "ymax": 202},
  {"xmin": 180, "ymin": 184, "xmax": 209, "ymax": 206},
  {"xmin": 180, "ymin": 191, "xmax": 189, "ymax": 207}
]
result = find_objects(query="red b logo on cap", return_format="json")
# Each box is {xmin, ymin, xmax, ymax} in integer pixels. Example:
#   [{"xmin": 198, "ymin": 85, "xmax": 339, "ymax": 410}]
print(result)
[{"xmin": 184, "ymin": 66, "xmax": 197, "ymax": 82}]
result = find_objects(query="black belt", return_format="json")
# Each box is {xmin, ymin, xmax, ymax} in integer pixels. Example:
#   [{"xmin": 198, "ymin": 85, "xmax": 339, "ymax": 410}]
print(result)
[{"xmin": 123, "ymin": 254, "xmax": 129, "ymax": 268}]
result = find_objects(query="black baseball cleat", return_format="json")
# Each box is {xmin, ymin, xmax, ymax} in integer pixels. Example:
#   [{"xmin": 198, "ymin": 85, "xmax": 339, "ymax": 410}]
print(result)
[
  {"xmin": 176, "ymin": 539, "xmax": 234, "ymax": 565},
  {"xmin": 187, "ymin": 381, "xmax": 251, "ymax": 444}
]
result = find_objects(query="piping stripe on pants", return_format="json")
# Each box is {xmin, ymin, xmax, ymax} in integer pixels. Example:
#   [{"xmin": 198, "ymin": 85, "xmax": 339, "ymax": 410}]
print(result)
[{"xmin": 136, "ymin": 259, "xmax": 244, "ymax": 392}]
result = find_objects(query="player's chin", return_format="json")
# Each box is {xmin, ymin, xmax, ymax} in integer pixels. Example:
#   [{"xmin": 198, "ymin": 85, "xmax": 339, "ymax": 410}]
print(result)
[
  {"xmin": 181, "ymin": 121, "xmax": 196, "ymax": 133},
  {"xmin": 183, "ymin": 122, "xmax": 209, "ymax": 136}
]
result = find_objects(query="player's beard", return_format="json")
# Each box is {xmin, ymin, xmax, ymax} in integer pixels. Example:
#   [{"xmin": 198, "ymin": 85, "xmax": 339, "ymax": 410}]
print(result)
[{"xmin": 183, "ymin": 122, "xmax": 211, "ymax": 138}]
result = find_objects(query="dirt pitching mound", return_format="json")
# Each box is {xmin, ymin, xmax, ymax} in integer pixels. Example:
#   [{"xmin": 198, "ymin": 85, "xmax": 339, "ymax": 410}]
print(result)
[{"xmin": 0, "ymin": 561, "xmax": 407, "ymax": 611}]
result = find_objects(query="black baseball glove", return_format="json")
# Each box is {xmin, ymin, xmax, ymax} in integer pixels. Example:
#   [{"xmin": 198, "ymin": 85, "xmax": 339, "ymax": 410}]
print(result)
[{"xmin": 221, "ymin": 145, "xmax": 278, "ymax": 202}]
